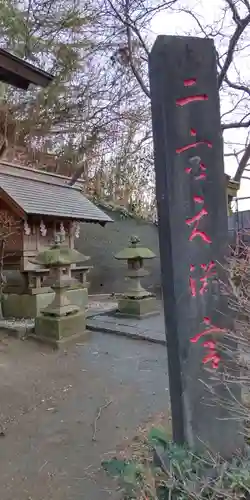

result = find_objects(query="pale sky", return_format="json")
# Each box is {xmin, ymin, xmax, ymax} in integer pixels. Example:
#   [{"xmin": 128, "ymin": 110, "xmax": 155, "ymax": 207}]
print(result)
[{"xmin": 150, "ymin": 0, "xmax": 250, "ymax": 211}]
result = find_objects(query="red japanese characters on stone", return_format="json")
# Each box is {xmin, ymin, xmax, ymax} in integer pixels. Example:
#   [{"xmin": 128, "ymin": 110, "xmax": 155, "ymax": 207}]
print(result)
[
  {"xmin": 190, "ymin": 317, "xmax": 225, "ymax": 369},
  {"xmin": 175, "ymin": 77, "xmax": 222, "ymax": 370},
  {"xmin": 190, "ymin": 316, "xmax": 226, "ymax": 343},
  {"xmin": 202, "ymin": 340, "xmax": 221, "ymax": 369},
  {"xmin": 176, "ymin": 128, "xmax": 212, "ymax": 155},
  {"xmin": 189, "ymin": 261, "xmax": 216, "ymax": 297},
  {"xmin": 175, "ymin": 78, "xmax": 208, "ymax": 107},
  {"xmin": 185, "ymin": 156, "xmax": 207, "ymax": 180},
  {"xmin": 186, "ymin": 195, "xmax": 211, "ymax": 243}
]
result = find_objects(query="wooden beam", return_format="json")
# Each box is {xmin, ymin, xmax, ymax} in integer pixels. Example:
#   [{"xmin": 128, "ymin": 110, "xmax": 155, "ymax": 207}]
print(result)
[{"xmin": 0, "ymin": 49, "xmax": 54, "ymax": 89}]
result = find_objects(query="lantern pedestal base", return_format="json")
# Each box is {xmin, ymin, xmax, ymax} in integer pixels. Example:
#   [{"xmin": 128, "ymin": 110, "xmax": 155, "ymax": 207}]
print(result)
[
  {"xmin": 117, "ymin": 296, "xmax": 159, "ymax": 319},
  {"xmin": 33, "ymin": 310, "xmax": 87, "ymax": 347},
  {"xmin": 2, "ymin": 287, "xmax": 88, "ymax": 319}
]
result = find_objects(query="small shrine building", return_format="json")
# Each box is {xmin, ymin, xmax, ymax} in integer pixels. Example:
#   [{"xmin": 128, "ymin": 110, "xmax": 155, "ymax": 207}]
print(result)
[
  {"xmin": 0, "ymin": 161, "xmax": 112, "ymax": 318},
  {"xmin": 0, "ymin": 47, "xmax": 53, "ymax": 89},
  {"xmin": 0, "ymin": 48, "xmax": 112, "ymax": 319}
]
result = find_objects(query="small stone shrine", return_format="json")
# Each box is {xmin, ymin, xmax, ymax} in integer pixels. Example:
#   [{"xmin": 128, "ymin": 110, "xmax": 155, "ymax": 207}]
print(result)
[
  {"xmin": 114, "ymin": 235, "xmax": 158, "ymax": 318},
  {"xmin": 0, "ymin": 162, "xmax": 112, "ymax": 318},
  {"xmin": 31, "ymin": 233, "xmax": 88, "ymax": 345}
]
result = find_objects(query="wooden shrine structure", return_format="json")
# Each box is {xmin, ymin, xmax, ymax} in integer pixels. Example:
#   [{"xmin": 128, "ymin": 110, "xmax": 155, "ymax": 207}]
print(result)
[
  {"xmin": 0, "ymin": 161, "xmax": 112, "ymax": 318},
  {"xmin": 0, "ymin": 49, "xmax": 113, "ymax": 323},
  {"xmin": 0, "ymin": 47, "xmax": 53, "ymax": 90}
]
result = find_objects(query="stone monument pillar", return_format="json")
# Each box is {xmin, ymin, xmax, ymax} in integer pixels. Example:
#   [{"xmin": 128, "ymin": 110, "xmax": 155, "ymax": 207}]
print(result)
[{"xmin": 149, "ymin": 35, "xmax": 243, "ymax": 457}]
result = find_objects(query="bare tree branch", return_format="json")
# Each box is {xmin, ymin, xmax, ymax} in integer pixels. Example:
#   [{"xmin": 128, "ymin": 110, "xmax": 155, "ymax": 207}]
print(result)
[
  {"xmin": 224, "ymin": 75, "xmax": 250, "ymax": 97},
  {"xmin": 67, "ymin": 127, "xmax": 101, "ymax": 186},
  {"xmin": 234, "ymin": 141, "xmax": 250, "ymax": 182},
  {"xmin": 218, "ymin": 2, "xmax": 250, "ymax": 87},
  {"xmin": 106, "ymin": 0, "xmax": 150, "ymax": 97},
  {"xmin": 222, "ymin": 120, "xmax": 250, "ymax": 130},
  {"xmin": 125, "ymin": 2, "xmax": 150, "ymax": 97}
]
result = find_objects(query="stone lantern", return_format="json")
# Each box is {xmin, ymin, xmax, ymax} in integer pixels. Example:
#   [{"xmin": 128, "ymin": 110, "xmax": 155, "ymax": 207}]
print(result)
[
  {"xmin": 114, "ymin": 235, "xmax": 158, "ymax": 318},
  {"xmin": 225, "ymin": 173, "xmax": 240, "ymax": 215},
  {"xmin": 30, "ymin": 233, "xmax": 89, "ymax": 346}
]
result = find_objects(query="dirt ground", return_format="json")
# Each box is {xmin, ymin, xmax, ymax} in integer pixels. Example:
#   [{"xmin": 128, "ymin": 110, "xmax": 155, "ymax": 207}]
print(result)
[{"xmin": 0, "ymin": 328, "xmax": 169, "ymax": 500}]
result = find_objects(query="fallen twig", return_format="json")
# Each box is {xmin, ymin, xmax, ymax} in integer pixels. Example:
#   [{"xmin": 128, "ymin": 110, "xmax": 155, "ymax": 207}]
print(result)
[
  {"xmin": 38, "ymin": 460, "xmax": 48, "ymax": 473},
  {"xmin": 92, "ymin": 399, "xmax": 112, "ymax": 441},
  {"xmin": 0, "ymin": 421, "xmax": 5, "ymax": 437}
]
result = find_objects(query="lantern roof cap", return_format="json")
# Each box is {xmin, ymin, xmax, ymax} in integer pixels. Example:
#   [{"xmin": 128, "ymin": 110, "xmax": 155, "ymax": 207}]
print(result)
[
  {"xmin": 31, "ymin": 233, "xmax": 90, "ymax": 267},
  {"xmin": 115, "ymin": 235, "xmax": 156, "ymax": 260}
]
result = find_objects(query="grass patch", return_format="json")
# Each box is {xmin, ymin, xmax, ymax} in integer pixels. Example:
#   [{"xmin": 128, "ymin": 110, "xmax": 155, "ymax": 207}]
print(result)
[{"xmin": 102, "ymin": 414, "xmax": 250, "ymax": 500}]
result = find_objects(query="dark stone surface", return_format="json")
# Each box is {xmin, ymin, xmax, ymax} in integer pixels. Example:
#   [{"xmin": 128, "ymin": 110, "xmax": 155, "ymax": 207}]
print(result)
[
  {"xmin": 76, "ymin": 212, "xmax": 161, "ymax": 296},
  {"xmin": 86, "ymin": 306, "xmax": 166, "ymax": 345},
  {"xmin": 149, "ymin": 35, "xmax": 243, "ymax": 456}
]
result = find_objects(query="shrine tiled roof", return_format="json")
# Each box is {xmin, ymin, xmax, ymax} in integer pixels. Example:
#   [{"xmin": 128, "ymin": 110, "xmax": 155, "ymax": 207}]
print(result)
[
  {"xmin": 0, "ymin": 164, "xmax": 112, "ymax": 224},
  {"xmin": 0, "ymin": 47, "xmax": 53, "ymax": 89}
]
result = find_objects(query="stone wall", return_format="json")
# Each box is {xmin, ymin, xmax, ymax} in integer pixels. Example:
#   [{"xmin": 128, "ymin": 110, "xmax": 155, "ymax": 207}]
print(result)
[{"xmin": 76, "ymin": 209, "xmax": 161, "ymax": 296}]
